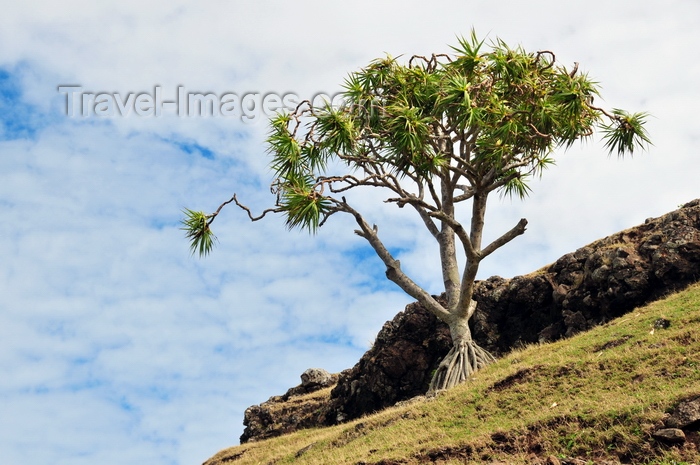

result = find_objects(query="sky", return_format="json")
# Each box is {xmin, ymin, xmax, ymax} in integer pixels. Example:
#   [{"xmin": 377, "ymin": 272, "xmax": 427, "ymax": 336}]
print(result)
[{"xmin": 1, "ymin": 1, "xmax": 698, "ymax": 464}]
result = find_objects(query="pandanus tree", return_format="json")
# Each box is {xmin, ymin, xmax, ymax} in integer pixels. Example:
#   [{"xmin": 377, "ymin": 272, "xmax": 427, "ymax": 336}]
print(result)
[{"xmin": 183, "ymin": 31, "xmax": 650, "ymax": 393}]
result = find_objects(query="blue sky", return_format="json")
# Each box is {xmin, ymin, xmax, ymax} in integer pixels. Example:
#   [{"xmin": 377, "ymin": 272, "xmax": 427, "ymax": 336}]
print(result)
[{"xmin": 1, "ymin": 1, "xmax": 699, "ymax": 464}]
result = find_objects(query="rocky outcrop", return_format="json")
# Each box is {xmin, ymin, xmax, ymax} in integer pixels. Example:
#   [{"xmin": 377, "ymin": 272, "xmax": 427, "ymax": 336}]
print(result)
[
  {"xmin": 241, "ymin": 199, "xmax": 700, "ymax": 441},
  {"xmin": 239, "ymin": 369, "xmax": 338, "ymax": 443},
  {"xmin": 326, "ymin": 298, "xmax": 453, "ymax": 423}
]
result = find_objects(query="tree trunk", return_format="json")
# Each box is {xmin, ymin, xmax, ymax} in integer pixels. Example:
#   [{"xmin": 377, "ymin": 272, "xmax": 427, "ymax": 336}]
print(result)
[{"xmin": 428, "ymin": 302, "xmax": 495, "ymax": 394}]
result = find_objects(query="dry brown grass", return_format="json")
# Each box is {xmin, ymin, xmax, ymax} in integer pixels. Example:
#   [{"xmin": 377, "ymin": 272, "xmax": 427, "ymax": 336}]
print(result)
[
  {"xmin": 264, "ymin": 386, "xmax": 335, "ymax": 417},
  {"xmin": 204, "ymin": 282, "xmax": 700, "ymax": 465}
]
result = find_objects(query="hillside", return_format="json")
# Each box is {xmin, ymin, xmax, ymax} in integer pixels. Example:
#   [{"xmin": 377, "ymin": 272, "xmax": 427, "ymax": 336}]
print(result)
[
  {"xmin": 204, "ymin": 282, "xmax": 700, "ymax": 464},
  {"xmin": 240, "ymin": 199, "xmax": 700, "ymax": 443}
]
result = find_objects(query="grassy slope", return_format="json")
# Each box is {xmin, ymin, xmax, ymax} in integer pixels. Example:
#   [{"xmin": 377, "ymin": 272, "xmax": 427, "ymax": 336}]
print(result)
[{"xmin": 205, "ymin": 283, "xmax": 700, "ymax": 465}]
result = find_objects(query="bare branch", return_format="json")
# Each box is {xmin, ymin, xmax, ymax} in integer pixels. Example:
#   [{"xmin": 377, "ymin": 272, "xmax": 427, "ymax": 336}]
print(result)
[
  {"xmin": 335, "ymin": 197, "xmax": 452, "ymax": 322},
  {"xmin": 569, "ymin": 61, "xmax": 579, "ymax": 78},
  {"xmin": 322, "ymin": 172, "xmax": 409, "ymax": 200},
  {"xmin": 203, "ymin": 193, "xmax": 281, "ymax": 230},
  {"xmin": 529, "ymin": 123, "xmax": 552, "ymax": 139},
  {"xmin": 408, "ymin": 53, "xmax": 451, "ymax": 71},
  {"xmin": 412, "ymin": 204, "xmax": 440, "ymax": 239},
  {"xmin": 480, "ymin": 218, "xmax": 528, "ymax": 259},
  {"xmin": 288, "ymin": 99, "xmax": 314, "ymax": 138},
  {"xmin": 587, "ymin": 102, "xmax": 622, "ymax": 122},
  {"xmin": 446, "ymin": 151, "xmax": 478, "ymax": 185},
  {"xmin": 231, "ymin": 193, "xmax": 284, "ymax": 222},
  {"xmin": 453, "ymin": 184, "xmax": 475, "ymax": 203},
  {"xmin": 426, "ymin": 177, "xmax": 442, "ymax": 210},
  {"xmin": 535, "ymin": 50, "xmax": 555, "ymax": 70},
  {"xmin": 206, "ymin": 195, "xmax": 237, "ymax": 225},
  {"xmin": 384, "ymin": 194, "xmax": 440, "ymax": 239}
]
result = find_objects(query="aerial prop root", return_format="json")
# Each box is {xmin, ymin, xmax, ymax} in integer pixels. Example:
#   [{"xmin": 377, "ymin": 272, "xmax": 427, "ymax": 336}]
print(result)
[{"xmin": 429, "ymin": 339, "xmax": 496, "ymax": 393}]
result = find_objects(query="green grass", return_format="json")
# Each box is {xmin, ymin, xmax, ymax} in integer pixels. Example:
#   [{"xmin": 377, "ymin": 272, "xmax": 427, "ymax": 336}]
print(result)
[{"xmin": 204, "ymin": 283, "xmax": 700, "ymax": 465}]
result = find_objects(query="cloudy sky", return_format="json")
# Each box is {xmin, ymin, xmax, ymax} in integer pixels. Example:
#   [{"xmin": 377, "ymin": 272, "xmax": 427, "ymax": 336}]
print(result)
[{"xmin": 1, "ymin": 1, "xmax": 698, "ymax": 464}]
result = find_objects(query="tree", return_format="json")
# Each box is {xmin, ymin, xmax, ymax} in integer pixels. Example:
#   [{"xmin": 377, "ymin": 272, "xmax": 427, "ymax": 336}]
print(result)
[{"xmin": 182, "ymin": 31, "xmax": 650, "ymax": 393}]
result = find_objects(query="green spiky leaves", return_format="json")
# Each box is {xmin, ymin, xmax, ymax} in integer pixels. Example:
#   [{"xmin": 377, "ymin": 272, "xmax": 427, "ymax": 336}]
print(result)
[
  {"xmin": 181, "ymin": 208, "xmax": 217, "ymax": 257},
  {"xmin": 280, "ymin": 176, "xmax": 332, "ymax": 232},
  {"xmin": 265, "ymin": 107, "xmax": 351, "ymax": 233},
  {"xmin": 184, "ymin": 31, "xmax": 651, "ymax": 255},
  {"xmin": 262, "ymin": 32, "xmax": 651, "ymax": 229},
  {"xmin": 602, "ymin": 110, "xmax": 652, "ymax": 156}
]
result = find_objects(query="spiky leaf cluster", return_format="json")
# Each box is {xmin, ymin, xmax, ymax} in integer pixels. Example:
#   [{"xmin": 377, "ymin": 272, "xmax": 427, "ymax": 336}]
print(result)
[
  {"xmin": 264, "ymin": 30, "xmax": 650, "ymax": 234},
  {"xmin": 184, "ymin": 31, "xmax": 650, "ymax": 263},
  {"xmin": 181, "ymin": 208, "xmax": 217, "ymax": 256}
]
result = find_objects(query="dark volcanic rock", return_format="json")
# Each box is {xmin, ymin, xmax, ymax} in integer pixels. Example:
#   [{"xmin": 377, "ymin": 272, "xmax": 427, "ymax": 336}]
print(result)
[
  {"xmin": 652, "ymin": 428, "xmax": 686, "ymax": 444},
  {"xmin": 666, "ymin": 395, "xmax": 700, "ymax": 429},
  {"xmin": 326, "ymin": 299, "xmax": 452, "ymax": 423},
  {"xmin": 241, "ymin": 199, "xmax": 700, "ymax": 440},
  {"xmin": 239, "ymin": 370, "xmax": 339, "ymax": 443}
]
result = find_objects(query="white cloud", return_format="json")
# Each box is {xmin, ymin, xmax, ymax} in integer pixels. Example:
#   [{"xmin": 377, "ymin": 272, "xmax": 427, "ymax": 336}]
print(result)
[{"xmin": 1, "ymin": 1, "xmax": 699, "ymax": 464}]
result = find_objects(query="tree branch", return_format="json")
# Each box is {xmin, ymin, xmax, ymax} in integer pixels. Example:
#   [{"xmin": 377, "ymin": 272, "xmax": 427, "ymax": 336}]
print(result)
[
  {"xmin": 231, "ymin": 193, "xmax": 284, "ymax": 222},
  {"xmin": 335, "ymin": 197, "xmax": 452, "ymax": 323},
  {"xmin": 453, "ymin": 184, "xmax": 475, "ymax": 203},
  {"xmin": 206, "ymin": 195, "xmax": 237, "ymax": 225},
  {"xmin": 427, "ymin": 209, "xmax": 478, "ymax": 261},
  {"xmin": 480, "ymin": 218, "xmax": 528, "ymax": 259}
]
